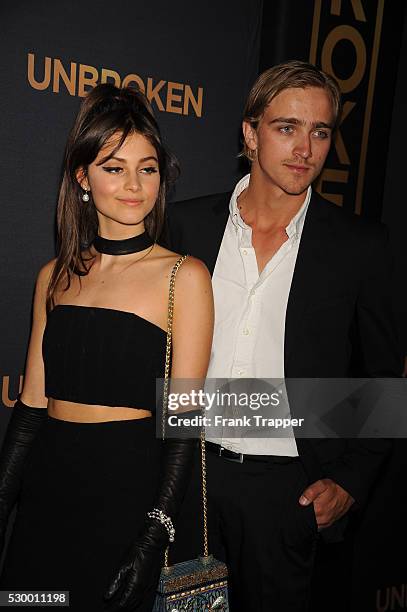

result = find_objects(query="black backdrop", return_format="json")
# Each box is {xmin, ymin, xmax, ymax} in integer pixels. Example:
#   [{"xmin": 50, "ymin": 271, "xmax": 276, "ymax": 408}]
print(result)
[
  {"xmin": 1, "ymin": 2, "xmax": 406, "ymax": 610},
  {"xmin": 0, "ymin": 0, "xmax": 261, "ymax": 399}
]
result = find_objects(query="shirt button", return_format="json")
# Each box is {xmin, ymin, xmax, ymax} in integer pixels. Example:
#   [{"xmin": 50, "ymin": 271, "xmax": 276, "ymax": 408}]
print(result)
[
  {"xmin": 242, "ymin": 328, "xmax": 250, "ymax": 335},
  {"xmin": 242, "ymin": 249, "xmax": 248, "ymax": 255},
  {"xmin": 237, "ymin": 369, "xmax": 245, "ymax": 376},
  {"xmin": 250, "ymin": 289, "xmax": 256, "ymax": 297}
]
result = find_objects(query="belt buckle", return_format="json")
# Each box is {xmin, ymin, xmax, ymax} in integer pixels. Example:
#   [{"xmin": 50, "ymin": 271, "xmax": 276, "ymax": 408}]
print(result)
[{"xmin": 219, "ymin": 446, "xmax": 244, "ymax": 463}]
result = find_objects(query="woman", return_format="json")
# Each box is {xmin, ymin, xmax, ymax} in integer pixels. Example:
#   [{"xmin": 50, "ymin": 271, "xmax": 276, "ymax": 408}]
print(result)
[{"xmin": 0, "ymin": 84, "xmax": 213, "ymax": 610}]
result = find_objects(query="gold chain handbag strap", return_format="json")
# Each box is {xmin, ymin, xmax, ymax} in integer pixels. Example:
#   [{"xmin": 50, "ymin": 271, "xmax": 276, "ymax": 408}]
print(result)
[
  {"xmin": 200, "ymin": 426, "xmax": 209, "ymax": 558},
  {"xmin": 162, "ymin": 253, "xmax": 209, "ymax": 565},
  {"xmin": 162, "ymin": 254, "xmax": 188, "ymax": 440}
]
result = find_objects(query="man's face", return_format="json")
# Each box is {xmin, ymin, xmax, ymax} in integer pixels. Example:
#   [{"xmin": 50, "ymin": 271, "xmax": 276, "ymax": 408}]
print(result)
[{"xmin": 244, "ymin": 86, "xmax": 334, "ymax": 196}]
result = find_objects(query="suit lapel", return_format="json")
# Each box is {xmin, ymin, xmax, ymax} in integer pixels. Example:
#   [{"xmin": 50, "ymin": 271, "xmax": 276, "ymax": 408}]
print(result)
[{"xmin": 284, "ymin": 193, "xmax": 336, "ymax": 372}]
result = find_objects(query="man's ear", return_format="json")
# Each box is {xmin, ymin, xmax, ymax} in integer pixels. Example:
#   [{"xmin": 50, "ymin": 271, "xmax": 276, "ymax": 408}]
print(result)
[
  {"xmin": 242, "ymin": 120, "xmax": 258, "ymax": 155},
  {"xmin": 76, "ymin": 168, "xmax": 89, "ymax": 191}
]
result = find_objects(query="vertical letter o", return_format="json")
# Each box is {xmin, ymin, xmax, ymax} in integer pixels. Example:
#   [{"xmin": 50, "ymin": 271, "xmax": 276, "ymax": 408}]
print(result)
[{"xmin": 322, "ymin": 25, "xmax": 366, "ymax": 93}]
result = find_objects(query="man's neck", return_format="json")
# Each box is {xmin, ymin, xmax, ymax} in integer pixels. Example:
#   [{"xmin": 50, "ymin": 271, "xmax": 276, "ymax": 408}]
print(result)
[{"xmin": 238, "ymin": 169, "xmax": 308, "ymax": 231}]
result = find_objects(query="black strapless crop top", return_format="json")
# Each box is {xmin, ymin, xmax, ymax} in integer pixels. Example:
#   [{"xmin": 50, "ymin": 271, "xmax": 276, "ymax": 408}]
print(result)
[{"xmin": 42, "ymin": 305, "xmax": 167, "ymax": 410}]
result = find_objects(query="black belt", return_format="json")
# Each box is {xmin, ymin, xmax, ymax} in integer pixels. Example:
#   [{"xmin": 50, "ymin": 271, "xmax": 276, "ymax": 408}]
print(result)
[{"xmin": 205, "ymin": 441, "xmax": 299, "ymax": 464}]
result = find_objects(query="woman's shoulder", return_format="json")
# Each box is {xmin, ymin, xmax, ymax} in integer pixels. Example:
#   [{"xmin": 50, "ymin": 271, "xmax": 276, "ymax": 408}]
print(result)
[
  {"xmin": 28, "ymin": 258, "xmax": 58, "ymax": 310},
  {"xmin": 36, "ymin": 258, "xmax": 57, "ymax": 288},
  {"xmin": 153, "ymin": 245, "xmax": 210, "ymax": 284}
]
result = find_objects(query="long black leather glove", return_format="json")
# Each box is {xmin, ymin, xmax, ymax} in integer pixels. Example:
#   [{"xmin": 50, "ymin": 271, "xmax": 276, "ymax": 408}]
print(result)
[
  {"xmin": 104, "ymin": 436, "xmax": 196, "ymax": 611},
  {"xmin": 0, "ymin": 398, "xmax": 47, "ymax": 556}
]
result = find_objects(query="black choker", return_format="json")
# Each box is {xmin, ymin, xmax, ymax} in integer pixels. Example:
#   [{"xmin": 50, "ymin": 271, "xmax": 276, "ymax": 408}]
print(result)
[{"xmin": 93, "ymin": 232, "xmax": 154, "ymax": 255}]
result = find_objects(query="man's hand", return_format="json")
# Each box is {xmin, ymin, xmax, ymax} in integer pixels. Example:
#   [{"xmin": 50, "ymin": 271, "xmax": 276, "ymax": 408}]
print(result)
[{"xmin": 299, "ymin": 478, "xmax": 355, "ymax": 529}]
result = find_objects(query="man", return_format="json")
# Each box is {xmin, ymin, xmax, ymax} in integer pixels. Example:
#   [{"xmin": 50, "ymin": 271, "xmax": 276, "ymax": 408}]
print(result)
[{"xmin": 166, "ymin": 61, "xmax": 401, "ymax": 611}]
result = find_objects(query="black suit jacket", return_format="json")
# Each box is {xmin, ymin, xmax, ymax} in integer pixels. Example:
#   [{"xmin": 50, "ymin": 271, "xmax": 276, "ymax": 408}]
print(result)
[{"xmin": 165, "ymin": 190, "xmax": 402, "ymax": 509}]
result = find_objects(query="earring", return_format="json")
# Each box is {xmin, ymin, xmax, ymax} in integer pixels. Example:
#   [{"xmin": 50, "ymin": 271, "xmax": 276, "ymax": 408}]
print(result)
[
  {"xmin": 249, "ymin": 148, "xmax": 258, "ymax": 162},
  {"xmin": 82, "ymin": 189, "xmax": 90, "ymax": 202},
  {"xmin": 245, "ymin": 147, "xmax": 257, "ymax": 162}
]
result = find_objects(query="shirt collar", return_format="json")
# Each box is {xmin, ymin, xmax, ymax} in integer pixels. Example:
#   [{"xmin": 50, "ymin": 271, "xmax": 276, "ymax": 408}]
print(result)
[
  {"xmin": 229, "ymin": 173, "xmax": 311, "ymax": 237},
  {"xmin": 230, "ymin": 174, "xmax": 251, "ymax": 230},
  {"xmin": 286, "ymin": 186, "xmax": 311, "ymax": 238}
]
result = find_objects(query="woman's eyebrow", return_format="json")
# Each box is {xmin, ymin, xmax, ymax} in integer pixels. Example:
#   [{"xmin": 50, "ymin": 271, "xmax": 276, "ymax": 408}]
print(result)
[{"xmin": 97, "ymin": 154, "xmax": 158, "ymax": 165}]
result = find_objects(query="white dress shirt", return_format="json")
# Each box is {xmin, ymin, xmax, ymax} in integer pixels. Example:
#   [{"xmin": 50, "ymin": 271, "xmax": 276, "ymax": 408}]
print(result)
[{"xmin": 206, "ymin": 174, "xmax": 311, "ymax": 456}]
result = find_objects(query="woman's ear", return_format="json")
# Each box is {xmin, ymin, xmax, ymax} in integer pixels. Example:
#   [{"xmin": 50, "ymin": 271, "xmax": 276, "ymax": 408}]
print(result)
[{"xmin": 76, "ymin": 168, "xmax": 89, "ymax": 191}]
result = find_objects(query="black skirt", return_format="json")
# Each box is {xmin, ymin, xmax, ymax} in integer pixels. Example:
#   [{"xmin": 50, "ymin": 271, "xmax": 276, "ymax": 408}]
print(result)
[{"xmin": 0, "ymin": 416, "xmax": 162, "ymax": 611}]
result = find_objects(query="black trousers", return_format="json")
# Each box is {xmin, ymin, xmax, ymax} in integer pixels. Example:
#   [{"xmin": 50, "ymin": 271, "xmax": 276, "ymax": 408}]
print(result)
[{"xmin": 207, "ymin": 452, "xmax": 318, "ymax": 612}]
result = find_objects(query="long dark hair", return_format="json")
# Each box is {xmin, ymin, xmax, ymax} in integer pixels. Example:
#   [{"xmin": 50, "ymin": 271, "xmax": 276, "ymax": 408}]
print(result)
[{"xmin": 47, "ymin": 83, "xmax": 179, "ymax": 310}]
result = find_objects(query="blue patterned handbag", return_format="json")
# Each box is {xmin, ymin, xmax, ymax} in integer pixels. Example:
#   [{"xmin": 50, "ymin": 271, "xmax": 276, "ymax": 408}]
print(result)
[
  {"xmin": 153, "ymin": 433, "xmax": 229, "ymax": 612},
  {"xmin": 153, "ymin": 257, "xmax": 229, "ymax": 611},
  {"xmin": 153, "ymin": 554, "xmax": 228, "ymax": 611}
]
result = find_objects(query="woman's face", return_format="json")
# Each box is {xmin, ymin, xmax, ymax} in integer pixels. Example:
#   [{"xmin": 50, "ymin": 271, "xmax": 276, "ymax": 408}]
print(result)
[{"xmin": 80, "ymin": 131, "xmax": 160, "ymax": 238}]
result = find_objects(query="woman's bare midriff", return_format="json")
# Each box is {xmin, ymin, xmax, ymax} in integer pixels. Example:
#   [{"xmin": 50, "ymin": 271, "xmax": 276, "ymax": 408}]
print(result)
[{"xmin": 48, "ymin": 398, "xmax": 152, "ymax": 423}]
